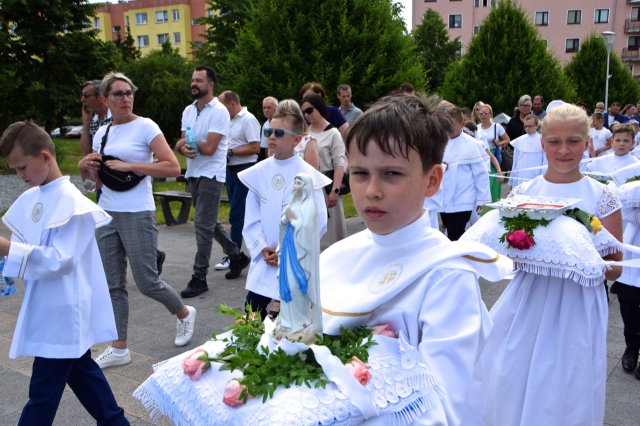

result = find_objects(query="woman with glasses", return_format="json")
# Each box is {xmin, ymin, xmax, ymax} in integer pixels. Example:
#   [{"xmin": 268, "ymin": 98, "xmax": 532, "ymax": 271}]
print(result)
[
  {"xmin": 79, "ymin": 72, "xmax": 196, "ymax": 370},
  {"xmin": 476, "ymin": 103, "xmax": 509, "ymax": 201},
  {"xmin": 300, "ymin": 94, "xmax": 347, "ymax": 249}
]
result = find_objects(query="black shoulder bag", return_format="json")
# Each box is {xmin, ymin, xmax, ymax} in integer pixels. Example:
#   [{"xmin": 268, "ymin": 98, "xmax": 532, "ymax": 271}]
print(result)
[{"xmin": 98, "ymin": 124, "xmax": 146, "ymax": 191}]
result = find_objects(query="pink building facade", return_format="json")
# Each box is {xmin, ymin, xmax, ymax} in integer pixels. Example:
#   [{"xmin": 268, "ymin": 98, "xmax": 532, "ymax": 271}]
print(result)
[{"xmin": 413, "ymin": 0, "xmax": 640, "ymax": 78}]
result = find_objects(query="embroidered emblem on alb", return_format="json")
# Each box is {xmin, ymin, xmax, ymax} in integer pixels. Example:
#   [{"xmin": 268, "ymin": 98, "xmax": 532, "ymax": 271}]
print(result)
[
  {"xmin": 31, "ymin": 202, "xmax": 43, "ymax": 223},
  {"xmin": 370, "ymin": 264, "xmax": 402, "ymax": 294},
  {"xmin": 271, "ymin": 174, "xmax": 285, "ymax": 190}
]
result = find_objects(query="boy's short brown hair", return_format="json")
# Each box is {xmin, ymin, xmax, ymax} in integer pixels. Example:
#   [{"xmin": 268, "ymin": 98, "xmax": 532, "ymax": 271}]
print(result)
[
  {"xmin": 345, "ymin": 94, "xmax": 453, "ymax": 172},
  {"xmin": 0, "ymin": 120, "xmax": 55, "ymax": 158},
  {"xmin": 612, "ymin": 122, "xmax": 636, "ymax": 139}
]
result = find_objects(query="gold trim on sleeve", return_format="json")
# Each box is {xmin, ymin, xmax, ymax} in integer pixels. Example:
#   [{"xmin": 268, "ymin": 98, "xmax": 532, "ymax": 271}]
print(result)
[
  {"xmin": 321, "ymin": 307, "xmax": 375, "ymax": 317},
  {"xmin": 463, "ymin": 253, "xmax": 501, "ymax": 264}
]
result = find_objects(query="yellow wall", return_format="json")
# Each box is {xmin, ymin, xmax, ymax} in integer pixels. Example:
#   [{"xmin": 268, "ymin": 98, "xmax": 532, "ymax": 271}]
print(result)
[{"xmin": 124, "ymin": 5, "xmax": 193, "ymax": 58}]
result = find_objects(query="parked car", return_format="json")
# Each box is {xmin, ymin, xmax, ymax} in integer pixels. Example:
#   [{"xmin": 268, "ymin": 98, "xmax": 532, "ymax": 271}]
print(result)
[{"xmin": 50, "ymin": 125, "xmax": 83, "ymax": 138}]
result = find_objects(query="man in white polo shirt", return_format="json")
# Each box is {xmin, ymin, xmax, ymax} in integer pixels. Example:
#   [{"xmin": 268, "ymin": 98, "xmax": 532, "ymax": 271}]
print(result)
[
  {"xmin": 218, "ymin": 90, "xmax": 261, "ymax": 279},
  {"xmin": 175, "ymin": 67, "xmax": 249, "ymax": 297}
]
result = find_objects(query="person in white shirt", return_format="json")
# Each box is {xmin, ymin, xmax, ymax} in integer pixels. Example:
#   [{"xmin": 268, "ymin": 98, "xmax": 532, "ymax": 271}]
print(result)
[
  {"xmin": 259, "ymin": 96, "xmax": 278, "ymax": 161},
  {"xmin": 218, "ymin": 90, "xmax": 261, "ymax": 278},
  {"xmin": 509, "ymin": 115, "xmax": 546, "ymax": 187},
  {"xmin": 589, "ymin": 111, "xmax": 613, "ymax": 157},
  {"xmin": 438, "ymin": 103, "xmax": 491, "ymax": 240},
  {"xmin": 587, "ymin": 123, "xmax": 639, "ymax": 175},
  {"xmin": 175, "ymin": 66, "xmax": 250, "ymax": 296}
]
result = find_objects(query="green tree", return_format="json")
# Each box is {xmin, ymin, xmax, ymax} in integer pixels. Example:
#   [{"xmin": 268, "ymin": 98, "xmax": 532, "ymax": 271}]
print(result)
[
  {"xmin": 195, "ymin": 0, "xmax": 253, "ymax": 64},
  {"xmin": 0, "ymin": 0, "xmax": 122, "ymax": 132},
  {"xmin": 439, "ymin": 0, "xmax": 575, "ymax": 114},
  {"xmin": 564, "ymin": 34, "xmax": 640, "ymax": 109},
  {"xmin": 114, "ymin": 24, "xmax": 141, "ymax": 62},
  {"xmin": 123, "ymin": 49, "xmax": 193, "ymax": 141},
  {"xmin": 220, "ymin": 0, "xmax": 423, "ymax": 114},
  {"xmin": 412, "ymin": 9, "xmax": 461, "ymax": 92}
]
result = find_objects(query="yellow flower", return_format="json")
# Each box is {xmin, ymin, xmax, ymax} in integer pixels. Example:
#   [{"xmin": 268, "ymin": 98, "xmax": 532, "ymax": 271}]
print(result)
[{"xmin": 590, "ymin": 216, "xmax": 603, "ymax": 234}]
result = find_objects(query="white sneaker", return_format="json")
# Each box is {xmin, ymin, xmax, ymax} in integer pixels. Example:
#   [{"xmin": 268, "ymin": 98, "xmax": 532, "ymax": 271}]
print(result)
[
  {"xmin": 175, "ymin": 306, "xmax": 196, "ymax": 347},
  {"xmin": 94, "ymin": 346, "xmax": 131, "ymax": 369},
  {"xmin": 214, "ymin": 256, "xmax": 230, "ymax": 270}
]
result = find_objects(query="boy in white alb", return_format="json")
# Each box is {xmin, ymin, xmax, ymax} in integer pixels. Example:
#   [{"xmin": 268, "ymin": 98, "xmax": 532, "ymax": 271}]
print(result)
[
  {"xmin": 509, "ymin": 115, "xmax": 546, "ymax": 187},
  {"xmin": 438, "ymin": 103, "xmax": 491, "ymax": 240},
  {"xmin": 586, "ymin": 123, "xmax": 639, "ymax": 174},
  {"xmin": 239, "ymin": 110, "xmax": 330, "ymax": 319},
  {"xmin": 0, "ymin": 121, "xmax": 128, "ymax": 425},
  {"xmin": 320, "ymin": 95, "xmax": 512, "ymax": 425}
]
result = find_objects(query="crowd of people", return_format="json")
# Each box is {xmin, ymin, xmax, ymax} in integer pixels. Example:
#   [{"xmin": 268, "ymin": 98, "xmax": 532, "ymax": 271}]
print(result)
[{"xmin": 1, "ymin": 68, "xmax": 639, "ymax": 425}]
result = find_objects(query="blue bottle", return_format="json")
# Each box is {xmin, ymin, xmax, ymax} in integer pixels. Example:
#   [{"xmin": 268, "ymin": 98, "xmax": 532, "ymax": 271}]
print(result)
[
  {"xmin": 0, "ymin": 256, "xmax": 16, "ymax": 296},
  {"xmin": 185, "ymin": 127, "xmax": 200, "ymax": 155}
]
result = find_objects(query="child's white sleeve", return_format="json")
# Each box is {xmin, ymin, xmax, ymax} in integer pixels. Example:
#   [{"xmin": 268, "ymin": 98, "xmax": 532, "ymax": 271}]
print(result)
[
  {"xmin": 3, "ymin": 214, "xmax": 94, "ymax": 281},
  {"xmin": 242, "ymin": 191, "xmax": 269, "ymax": 261},
  {"xmin": 472, "ymin": 160, "xmax": 491, "ymax": 206}
]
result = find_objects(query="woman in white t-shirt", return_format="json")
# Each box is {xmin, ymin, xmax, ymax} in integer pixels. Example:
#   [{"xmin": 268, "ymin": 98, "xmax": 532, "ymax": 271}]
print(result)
[
  {"xmin": 79, "ymin": 72, "xmax": 196, "ymax": 369},
  {"xmin": 476, "ymin": 104, "xmax": 510, "ymax": 201}
]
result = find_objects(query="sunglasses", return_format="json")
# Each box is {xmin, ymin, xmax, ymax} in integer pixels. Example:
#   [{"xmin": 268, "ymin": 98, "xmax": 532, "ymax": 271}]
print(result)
[
  {"xmin": 263, "ymin": 128, "xmax": 298, "ymax": 139},
  {"xmin": 302, "ymin": 107, "xmax": 314, "ymax": 115}
]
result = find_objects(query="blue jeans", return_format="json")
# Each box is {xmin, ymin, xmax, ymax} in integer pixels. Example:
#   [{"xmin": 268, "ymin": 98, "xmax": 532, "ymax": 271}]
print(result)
[
  {"xmin": 226, "ymin": 163, "xmax": 254, "ymax": 249},
  {"xmin": 19, "ymin": 350, "xmax": 128, "ymax": 425},
  {"xmin": 189, "ymin": 176, "xmax": 240, "ymax": 278}
]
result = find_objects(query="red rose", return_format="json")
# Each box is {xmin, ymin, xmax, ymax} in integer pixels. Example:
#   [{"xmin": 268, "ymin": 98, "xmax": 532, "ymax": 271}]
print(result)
[{"xmin": 506, "ymin": 230, "xmax": 534, "ymax": 250}]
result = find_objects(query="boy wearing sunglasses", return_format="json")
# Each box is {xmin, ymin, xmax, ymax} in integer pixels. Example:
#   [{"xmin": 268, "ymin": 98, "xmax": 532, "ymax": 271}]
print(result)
[{"xmin": 238, "ymin": 110, "xmax": 330, "ymax": 319}]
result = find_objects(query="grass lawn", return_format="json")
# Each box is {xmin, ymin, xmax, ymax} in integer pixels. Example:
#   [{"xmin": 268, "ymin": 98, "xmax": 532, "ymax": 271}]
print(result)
[{"xmin": 47, "ymin": 137, "xmax": 358, "ymax": 225}]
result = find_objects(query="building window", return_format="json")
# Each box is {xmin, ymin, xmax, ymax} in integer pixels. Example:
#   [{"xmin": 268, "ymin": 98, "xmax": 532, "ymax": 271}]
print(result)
[
  {"xmin": 629, "ymin": 36, "xmax": 640, "ymax": 51},
  {"xmin": 474, "ymin": 0, "xmax": 491, "ymax": 6},
  {"xmin": 449, "ymin": 14, "xmax": 462, "ymax": 29},
  {"xmin": 126, "ymin": 16, "xmax": 130, "ymax": 27},
  {"xmin": 535, "ymin": 11, "xmax": 549, "ymax": 26},
  {"xmin": 567, "ymin": 10, "xmax": 581, "ymax": 25},
  {"xmin": 173, "ymin": 9, "xmax": 180, "ymax": 21},
  {"xmin": 191, "ymin": 18, "xmax": 199, "ymax": 26},
  {"xmin": 137, "ymin": 35, "xmax": 149, "ymax": 48},
  {"xmin": 595, "ymin": 9, "xmax": 609, "ymax": 24},
  {"xmin": 424, "ymin": 0, "xmax": 436, "ymax": 2},
  {"xmin": 473, "ymin": 25, "xmax": 480, "ymax": 34},
  {"xmin": 174, "ymin": 32, "xmax": 181, "ymax": 44},
  {"xmin": 566, "ymin": 38, "xmax": 580, "ymax": 53},
  {"xmin": 627, "ymin": 64, "xmax": 634, "ymax": 74},
  {"xmin": 157, "ymin": 33, "xmax": 170, "ymax": 45},
  {"xmin": 113, "ymin": 25, "xmax": 121, "ymax": 33},
  {"xmin": 156, "ymin": 10, "xmax": 168, "ymax": 23},
  {"xmin": 632, "ymin": 7, "xmax": 640, "ymax": 22},
  {"xmin": 206, "ymin": 8, "xmax": 214, "ymax": 17},
  {"xmin": 93, "ymin": 17, "xmax": 100, "ymax": 29},
  {"xmin": 135, "ymin": 13, "xmax": 147, "ymax": 25}
]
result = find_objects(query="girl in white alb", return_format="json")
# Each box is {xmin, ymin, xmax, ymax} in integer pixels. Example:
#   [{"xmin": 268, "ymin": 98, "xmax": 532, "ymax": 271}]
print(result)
[
  {"xmin": 508, "ymin": 116, "xmax": 546, "ymax": 187},
  {"xmin": 461, "ymin": 104, "xmax": 623, "ymax": 426}
]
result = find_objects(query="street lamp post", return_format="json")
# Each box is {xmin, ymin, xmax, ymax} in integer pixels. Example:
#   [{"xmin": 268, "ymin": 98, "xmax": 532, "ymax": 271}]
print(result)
[{"xmin": 602, "ymin": 31, "xmax": 616, "ymax": 111}]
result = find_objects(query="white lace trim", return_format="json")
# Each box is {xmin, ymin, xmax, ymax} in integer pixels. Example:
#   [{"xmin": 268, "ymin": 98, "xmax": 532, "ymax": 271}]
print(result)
[
  {"xmin": 599, "ymin": 185, "xmax": 622, "ymax": 217},
  {"xmin": 133, "ymin": 336, "xmax": 444, "ymax": 426},
  {"xmin": 461, "ymin": 210, "xmax": 617, "ymax": 286},
  {"xmin": 616, "ymin": 181, "xmax": 640, "ymax": 209}
]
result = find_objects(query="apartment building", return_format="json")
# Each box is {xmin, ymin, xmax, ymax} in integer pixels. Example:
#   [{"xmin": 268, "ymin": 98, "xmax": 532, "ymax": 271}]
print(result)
[
  {"xmin": 413, "ymin": 0, "xmax": 640, "ymax": 78},
  {"xmin": 91, "ymin": 0, "xmax": 209, "ymax": 59}
]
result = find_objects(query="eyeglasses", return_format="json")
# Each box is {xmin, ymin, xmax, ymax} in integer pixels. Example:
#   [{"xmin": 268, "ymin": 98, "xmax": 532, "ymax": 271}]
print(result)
[
  {"xmin": 111, "ymin": 91, "xmax": 134, "ymax": 101},
  {"xmin": 478, "ymin": 112, "xmax": 491, "ymax": 116},
  {"xmin": 81, "ymin": 93, "xmax": 97, "ymax": 99},
  {"xmin": 302, "ymin": 107, "xmax": 314, "ymax": 115},
  {"xmin": 520, "ymin": 104, "xmax": 532, "ymax": 108},
  {"xmin": 263, "ymin": 128, "xmax": 298, "ymax": 139}
]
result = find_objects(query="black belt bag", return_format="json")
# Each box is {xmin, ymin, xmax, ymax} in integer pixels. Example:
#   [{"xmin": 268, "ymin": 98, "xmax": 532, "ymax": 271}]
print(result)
[{"xmin": 98, "ymin": 124, "xmax": 146, "ymax": 191}]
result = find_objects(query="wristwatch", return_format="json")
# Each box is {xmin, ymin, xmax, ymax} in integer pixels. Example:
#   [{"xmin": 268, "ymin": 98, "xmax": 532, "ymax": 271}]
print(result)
[
  {"xmin": 228, "ymin": 148, "xmax": 234, "ymax": 157},
  {"xmin": 332, "ymin": 187, "xmax": 340, "ymax": 195}
]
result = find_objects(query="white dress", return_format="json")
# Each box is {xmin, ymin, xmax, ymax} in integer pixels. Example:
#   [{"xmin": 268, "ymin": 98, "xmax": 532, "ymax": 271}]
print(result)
[
  {"xmin": 461, "ymin": 175, "xmax": 621, "ymax": 426},
  {"xmin": 508, "ymin": 133, "xmax": 546, "ymax": 187}
]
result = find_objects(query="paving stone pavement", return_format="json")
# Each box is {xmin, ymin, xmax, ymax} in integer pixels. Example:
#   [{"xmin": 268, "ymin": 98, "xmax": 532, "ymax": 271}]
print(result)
[{"xmin": 0, "ymin": 218, "xmax": 639, "ymax": 425}]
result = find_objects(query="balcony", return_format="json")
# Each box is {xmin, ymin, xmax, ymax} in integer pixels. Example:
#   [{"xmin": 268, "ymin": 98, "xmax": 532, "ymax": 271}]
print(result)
[
  {"xmin": 625, "ymin": 19, "xmax": 640, "ymax": 33},
  {"xmin": 622, "ymin": 47, "xmax": 640, "ymax": 61},
  {"xmin": 629, "ymin": 0, "xmax": 640, "ymax": 3}
]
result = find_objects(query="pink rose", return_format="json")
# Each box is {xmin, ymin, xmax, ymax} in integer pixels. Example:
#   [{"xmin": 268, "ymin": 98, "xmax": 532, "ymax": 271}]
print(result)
[
  {"xmin": 371, "ymin": 324, "xmax": 396, "ymax": 338},
  {"xmin": 345, "ymin": 356, "xmax": 371, "ymax": 386},
  {"xmin": 506, "ymin": 230, "xmax": 534, "ymax": 250},
  {"xmin": 182, "ymin": 348, "xmax": 210, "ymax": 381},
  {"xmin": 223, "ymin": 379, "xmax": 251, "ymax": 407}
]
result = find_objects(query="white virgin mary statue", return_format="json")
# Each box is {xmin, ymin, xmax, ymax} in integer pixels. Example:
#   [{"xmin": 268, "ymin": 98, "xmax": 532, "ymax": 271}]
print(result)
[{"xmin": 275, "ymin": 173, "xmax": 322, "ymax": 342}]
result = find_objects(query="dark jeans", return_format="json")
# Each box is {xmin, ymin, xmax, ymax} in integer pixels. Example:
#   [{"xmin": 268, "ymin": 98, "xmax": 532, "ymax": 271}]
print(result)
[
  {"xmin": 226, "ymin": 163, "xmax": 254, "ymax": 249},
  {"xmin": 19, "ymin": 350, "xmax": 128, "ymax": 426},
  {"xmin": 440, "ymin": 211, "xmax": 472, "ymax": 241},
  {"xmin": 245, "ymin": 290, "xmax": 272, "ymax": 320},
  {"xmin": 614, "ymin": 281, "xmax": 640, "ymax": 351},
  {"xmin": 189, "ymin": 176, "xmax": 240, "ymax": 278}
]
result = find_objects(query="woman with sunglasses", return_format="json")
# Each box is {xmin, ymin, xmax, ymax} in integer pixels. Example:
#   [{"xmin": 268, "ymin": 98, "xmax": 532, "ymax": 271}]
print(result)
[
  {"xmin": 79, "ymin": 72, "xmax": 196, "ymax": 370},
  {"xmin": 301, "ymin": 94, "xmax": 347, "ymax": 249}
]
